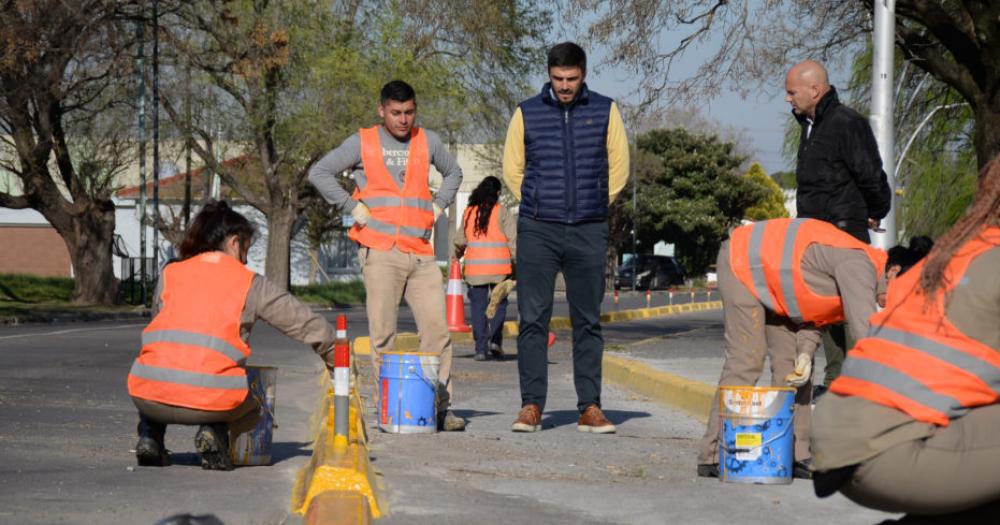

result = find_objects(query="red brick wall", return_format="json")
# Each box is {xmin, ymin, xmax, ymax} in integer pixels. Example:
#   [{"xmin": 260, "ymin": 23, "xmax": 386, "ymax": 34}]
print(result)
[{"xmin": 0, "ymin": 226, "xmax": 73, "ymax": 277}]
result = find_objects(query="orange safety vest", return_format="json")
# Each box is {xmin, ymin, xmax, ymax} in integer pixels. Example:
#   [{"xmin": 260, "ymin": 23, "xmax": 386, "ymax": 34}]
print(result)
[
  {"xmin": 347, "ymin": 126, "xmax": 435, "ymax": 255},
  {"xmin": 462, "ymin": 205, "xmax": 512, "ymax": 276},
  {"xmin": 729, "ymin": 218, "xmax": 887, "ymax": 326},
  {"xmin": 830, "ymin": 226, "xmax": 1000, "ymax": 426},
  {"xmin": 127, "ymin": 252, "xmax": 254, "ymax": 411}
]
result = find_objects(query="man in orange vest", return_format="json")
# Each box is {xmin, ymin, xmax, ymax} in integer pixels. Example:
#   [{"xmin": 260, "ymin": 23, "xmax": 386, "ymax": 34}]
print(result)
[
  {"xmin": 697, "ymin": 218, "xmax": 887, "ymax": 480},
  {"xmin": 308, "ymin": 80, "xmax": 466, "ymax": 431},
  {"xmin": 128, "ymin": 201, "xmax": 339, "ymax": 470},
  {"xmin": 811, "ymin": 157, "xmax": 1000, "ymax": 521}
]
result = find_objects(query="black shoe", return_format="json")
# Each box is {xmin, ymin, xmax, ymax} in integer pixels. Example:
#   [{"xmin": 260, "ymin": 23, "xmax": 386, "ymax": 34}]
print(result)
[
  {"xmin": 488, "ymin": 343, "xmax": 504, "ymax": 360},
  {"xmin": 812, "ymin": 384, "xmax": 829, "ymax": 401},
  {"xmin": 135, "ymin": 436, "xmax": 171, "ymax": 467},
  {"xmin": 697, "ymin": 463, "xmax": 719, "ymax": 478},
  {"xmin": 195, "ymin": 424, "xmax": 233, "ymax": 471},
  {"xmin": 793, "ymin": 459, "xmax": 813, "ymax": 480},
  {"xmin": 473, "ymin": 353, "xmax": 487, "ymax": 362}
]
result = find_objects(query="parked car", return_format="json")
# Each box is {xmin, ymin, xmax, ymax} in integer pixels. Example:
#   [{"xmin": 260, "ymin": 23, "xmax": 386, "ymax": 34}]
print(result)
[{"xmin": 615, "ymin": 255, "xmax": 685, "ymax": 290}]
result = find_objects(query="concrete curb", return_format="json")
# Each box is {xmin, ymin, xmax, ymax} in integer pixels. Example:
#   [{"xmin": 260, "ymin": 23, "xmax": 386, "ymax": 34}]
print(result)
[
  {"xmin": 292, "ymin": 373, "xmax": 384, "ymax": 525},
  {"xmin": 0, "ymin": 308, "xmax": 150, "ymax": 326},
  {"xmin": 351, "ymin": 300, "xmax": 724, "ymax": 355},
  {"xmin": 602, "ymin": 353, "xmax": 715, "ymax": 423}
]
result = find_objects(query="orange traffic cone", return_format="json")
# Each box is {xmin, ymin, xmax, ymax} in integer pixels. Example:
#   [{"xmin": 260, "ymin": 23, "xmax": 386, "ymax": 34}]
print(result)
[
  {"xmin": 447, "ymin": 257, "xmax": 471, "ymax": 332},
  {"xmin": 548, "ymin": 331, "xmax": 556, "ymax": 347}
]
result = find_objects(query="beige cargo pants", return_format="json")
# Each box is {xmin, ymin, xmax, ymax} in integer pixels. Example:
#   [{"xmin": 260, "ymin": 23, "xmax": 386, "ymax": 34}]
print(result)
[
  {"xmin": 697, "ymin": 241, "xmax": 818, "ymax": 465},
  {"xmin": 360, "ymin": 246, "xmax": 454, "ymax": 410}
]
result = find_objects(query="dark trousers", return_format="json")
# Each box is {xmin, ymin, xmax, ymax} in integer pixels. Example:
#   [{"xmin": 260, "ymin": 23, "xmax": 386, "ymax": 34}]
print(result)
[
  {"xmin": 468, "ymin": 283, "xmax": 507, "ymax": 356},
  {"xmin": 516, "ymin": 216, "xmax": 608, "ymax": 413},
  {"xmin": 822, "ymin": 323, "xmax": 852, "ymax": 386}
]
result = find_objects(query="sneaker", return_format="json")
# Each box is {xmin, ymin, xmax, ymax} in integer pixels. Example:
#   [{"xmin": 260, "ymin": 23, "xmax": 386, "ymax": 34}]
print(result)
[
  {"xmin": 697, "ymin": 463, "xmax": 719, "ymax": 478},
  {"xmin": 794, "ymin": 459, "xmax": 813, "ymax": 480},
  {"xmin": 812, "ymin": 384, "xmax": 829, "ymax": 401},
  {"xmin": 511, "ymin": 403, "xmax": 542, "ymax": 432},
  {"xmin": 438, "ymin": 410, "xmax": 467, "ymax": 432},
  {"xmin": 135, "ymin": 436, "xmax": 171, "ymax": 467},
  {"xmin": 473, "ymin": 353, "xmax": 487, "ymax": 362},
  {"xmin": 195, "ymin": 423, "xmax": 233, "ymax": 471},
  {"xmin": 577, "ymin": 404, "xmax": 616, "ymax": 434},
  {"xmin": 488, "ymin": 343, "xmax": 504, "ymax": 360}
]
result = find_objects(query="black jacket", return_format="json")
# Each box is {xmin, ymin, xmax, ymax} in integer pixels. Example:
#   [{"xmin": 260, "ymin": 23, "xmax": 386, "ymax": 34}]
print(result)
[{"xmin": 795, "ymin": 87, "xmax": 891, "ymax": 242}]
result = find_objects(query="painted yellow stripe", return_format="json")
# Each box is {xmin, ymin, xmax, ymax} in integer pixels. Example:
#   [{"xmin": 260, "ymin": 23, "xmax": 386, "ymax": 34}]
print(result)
[
  {"xmin": 602, "ymin": 353, "xmax": 715, "ymax": 423},
  {"xmin": 351, "ymin": 301, "xmax": 723, "ymax": 355}
]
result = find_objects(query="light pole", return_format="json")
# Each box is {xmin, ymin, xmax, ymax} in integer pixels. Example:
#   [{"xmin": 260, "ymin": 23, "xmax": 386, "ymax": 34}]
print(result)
[
  {"xmin": 869, "ymin": 0, "xmax": 897, "ymax": 249},
  {"xmin": 135, "ymin": 3, "xmax": 147, "ymax": 305}
]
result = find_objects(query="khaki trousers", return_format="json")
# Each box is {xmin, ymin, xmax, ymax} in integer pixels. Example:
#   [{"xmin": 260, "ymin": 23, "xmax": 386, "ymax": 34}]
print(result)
[
  {"xmin": 697, "ymin": 242, "xmax": 813, "ymax": 464},
  {"xmin": 360, "ymin": 246, "xmax": 453, "ymax": 409},
  {"xmin": 132, "ymin": 394, "xmax": 261, "ymax": 435},
  {"xmin": 841, "ymin": 404, "xmax": 1000, "ymax": 518}
]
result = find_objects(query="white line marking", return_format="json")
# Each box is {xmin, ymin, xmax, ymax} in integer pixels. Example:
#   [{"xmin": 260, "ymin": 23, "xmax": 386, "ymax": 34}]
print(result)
[{"xmin": 0, "ymin": 322, "xmax": 144, "ymax": 341}]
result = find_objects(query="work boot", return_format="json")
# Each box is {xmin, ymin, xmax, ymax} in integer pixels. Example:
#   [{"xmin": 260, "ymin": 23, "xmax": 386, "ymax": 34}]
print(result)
[
  {"xmin": 473, "ymin": 353, "xmax": 487, "ymax": 362},
  {"xmin": 577, "ymin": 404, "xmax": 616, "ymax": 434},
  {"xmin": 135, "ymin": 416, "xmax": 170, "ymax": 467},
  {"xmin": 438, "ymin": 410, "xmax": 466, "ymax": 432},
  {"xmin": 511, "ymin": 403, "xmax": 542, "ymax": 432},
  {"xmin": 195, "ymin": 423, "xmax": 233, "ymax": 471},
  {"xmin": 793, "ymin": 459, "xmax": 813, "ymax": 480},
  {"xmin": 696, "ymin": 464, "xmax": 719, "ymax": 478},
  {"xmin": 488, "ymin": 342, "xmax": 504, "ymax": 360}
]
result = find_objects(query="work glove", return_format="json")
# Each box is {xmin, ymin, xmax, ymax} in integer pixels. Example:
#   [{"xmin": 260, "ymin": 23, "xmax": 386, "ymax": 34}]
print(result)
[
  {"xmin": 486, "ymin": 279, "xmax": 516, "ymax": 318},
  {"xmin": 785, "ymin": 353, "xmax": 812, "ymax": 387},
  {"xmin": 433, "ymin": 203, "xmax": 444, "ymax": 221},
  {"xmin": 351, "ymin": 202, "xmax": 371, "ymax": 226}
]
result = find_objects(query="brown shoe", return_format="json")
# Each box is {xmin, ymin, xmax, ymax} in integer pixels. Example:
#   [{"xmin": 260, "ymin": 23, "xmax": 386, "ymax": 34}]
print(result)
[
  {"xmin": 577, "ymin": 404, "xmax": 616, "ymax": 434},
  {"xmin": 511, "ymin": 403, "xmax": 542, "ymax": 432}
]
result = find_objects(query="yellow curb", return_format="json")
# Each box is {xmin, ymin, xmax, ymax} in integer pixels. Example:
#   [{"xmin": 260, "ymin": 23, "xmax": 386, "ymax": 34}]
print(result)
[
  {"xmin": 603, "ymin": 353, "xmax": 715, "ymax": 423},
  {"xmin": 293, "ymin": 384, "xmax": 385, "ymax": 522},
  {"xmin": 351, "ymin": 300, "xmax": 723, "ymax": 355}
]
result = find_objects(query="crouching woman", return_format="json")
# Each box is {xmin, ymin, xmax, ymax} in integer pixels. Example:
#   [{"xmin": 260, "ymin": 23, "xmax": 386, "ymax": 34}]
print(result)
[{"xmin": 127, "ymin": 201, "xmax": 338, "ymax": 470}]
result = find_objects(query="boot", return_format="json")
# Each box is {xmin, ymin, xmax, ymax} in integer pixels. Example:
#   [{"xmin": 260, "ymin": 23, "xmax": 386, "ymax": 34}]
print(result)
[
  {"xmin": 195, "ymin": 423, "xmax": 233, "ymax": 471},
  {"xmin": 135, "ymin": 414, "xmax": 170, "ymax": 467}
]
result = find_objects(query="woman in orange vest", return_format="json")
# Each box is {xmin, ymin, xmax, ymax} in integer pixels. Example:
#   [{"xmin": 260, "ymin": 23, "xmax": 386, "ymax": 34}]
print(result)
[
  {"xmin": 454, "ymin": 176, "xmax": 516, "ymax": 361},
  {"xmin": 127, "ymin": 201, "xmax": 339, "ymax": 470},
  {"xmin": 697, "ymin": 218, "xmax": 888, "ymax": 480},
  {"xmin": 812, "ymin": 157, "xmax": 1000, "ymax": 522}
]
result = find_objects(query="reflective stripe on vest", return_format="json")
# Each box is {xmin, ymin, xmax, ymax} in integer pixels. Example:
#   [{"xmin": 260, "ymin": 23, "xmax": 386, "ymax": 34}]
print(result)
[
  {"xmin": 732, "ymin": 218, "xmax": 886, "ymax": 325},
  {"xmin": 348, "ymin": 126, "xmax": 435, "ymax": 255},
  {"xmin": 127, "ymin": 252, "xmax": 254, "ymax": 411},
  {"xmin": 830, "ymin": 226, "xmax": 1000, "ymax": 426},
  {"xmin": 463, "ymin": 206, "xmax": 512, "ymax": 276}
]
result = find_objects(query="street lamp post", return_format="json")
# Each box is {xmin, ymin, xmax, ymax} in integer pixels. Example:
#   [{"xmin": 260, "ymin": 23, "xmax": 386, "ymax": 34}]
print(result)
[{"xmin": 870, "ymin": 0, "xmax": 897, "ymax": 249}]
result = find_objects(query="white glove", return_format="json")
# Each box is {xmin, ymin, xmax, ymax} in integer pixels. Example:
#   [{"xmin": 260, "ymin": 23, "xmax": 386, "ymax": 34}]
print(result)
[
  {"xmin": 785, "ymin": 353, "xmax": 812, "ymax": 387},
  {"xmin": 351, "ymin": 202, "xmax": 371, "ymax": 226},
  {"xmin": 433, "ymin": 203, "xmax": 443, "ymax": 221}
]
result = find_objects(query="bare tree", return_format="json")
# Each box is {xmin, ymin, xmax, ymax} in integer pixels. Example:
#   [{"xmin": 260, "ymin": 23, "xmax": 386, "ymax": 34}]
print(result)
[{"xmin": 0, "ymin": 0, "xmax": 137, "ymax": 304}]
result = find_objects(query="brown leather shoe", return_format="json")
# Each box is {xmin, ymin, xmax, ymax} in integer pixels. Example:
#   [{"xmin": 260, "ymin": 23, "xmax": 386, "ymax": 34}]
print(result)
[
  {"xmin": 577, "ymin": 404, "xmax": 616, "ymax": 434},
  {"xmin": 511, "ymin": 403, "xmax": 542, "ymax": 432}
]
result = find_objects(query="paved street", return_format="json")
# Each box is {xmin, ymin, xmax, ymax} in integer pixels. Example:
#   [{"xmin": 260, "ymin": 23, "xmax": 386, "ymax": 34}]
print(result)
[{"xmin": 0, "ymin": 304, "xmax": 895, "ymax": 524}]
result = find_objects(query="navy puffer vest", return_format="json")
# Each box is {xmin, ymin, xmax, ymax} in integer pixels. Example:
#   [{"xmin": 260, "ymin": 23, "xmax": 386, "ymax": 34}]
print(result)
[{"xmin": 519, "ymin": 83, "xmax": 612, "ymax": 223}]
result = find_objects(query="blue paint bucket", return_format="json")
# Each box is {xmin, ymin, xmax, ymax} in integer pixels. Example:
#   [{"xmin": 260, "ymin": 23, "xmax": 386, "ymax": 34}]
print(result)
[
  {"xmin": 719, "ymin": 386, "xmax": 796, "ymax": 484},
  {"xmin": 230, "ymin": 365, "xmax": 277, "ymax": 466},
  {"xmin": 378, "ymin": 352, "xmax": 439, "ymax": 433}
]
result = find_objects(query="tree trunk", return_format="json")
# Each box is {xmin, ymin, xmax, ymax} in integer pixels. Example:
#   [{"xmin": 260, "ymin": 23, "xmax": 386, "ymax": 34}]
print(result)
[
  {"xmin": 264, "ymin": 206, "xmax": 295, "ymax": 291},
  {"xmin": 49, "ymin": 201, "xmax": 119, "ymax": 305},
  {"xmin": 972, "ymin": 103, "xmax": 1000, "ymax": 169},
  {"xmin": 308, "ymin": 245, "xmax": 320, "ymax": 284}
]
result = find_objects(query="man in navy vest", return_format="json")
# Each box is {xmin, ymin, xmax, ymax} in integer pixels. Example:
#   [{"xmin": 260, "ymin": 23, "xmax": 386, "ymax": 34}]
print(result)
[{"xmin": 503, "ymin": 42, "xmax": 630, "ymax": 434}]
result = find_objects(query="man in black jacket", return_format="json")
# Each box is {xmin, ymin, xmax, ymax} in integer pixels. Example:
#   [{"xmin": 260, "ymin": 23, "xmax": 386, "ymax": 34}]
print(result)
[{"xmin": 784, "ymin": 60, "xmax": 892, "ymax": 400}]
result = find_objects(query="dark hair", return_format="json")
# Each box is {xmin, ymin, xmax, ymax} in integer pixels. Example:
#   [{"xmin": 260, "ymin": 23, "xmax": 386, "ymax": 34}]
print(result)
[
  {"xmin": 547, "ymin": 42, "xmax": 586, "ymax": 73},
  {"xmin": 178, "ymin": 200, "xmax": 256, "ymax": 260},
  {"xmin": 920, "ymin": 155, "xmax": 1000, "ymax": 300},
  {"xmin": 886, "ymin": 235, "xmax": 934, "ymax": 277},
  {"xmin": 380, "ymin": 80, "xmax": 416, "ymax": 105},
  {"xmin": 465, "ymin": 176, "xmax": 502, "ymax": 237}
]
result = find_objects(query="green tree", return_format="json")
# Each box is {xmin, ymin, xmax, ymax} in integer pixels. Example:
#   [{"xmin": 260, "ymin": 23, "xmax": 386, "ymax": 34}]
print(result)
[
  {"xmin": 770, "ymin": 170, "xmax": 797, "ymax": 190},
  {"xmin": 743, "ymin": 163, "xmax": 789, "ymax": 221},
  {"xmin": 626, "ymin": 128, "xmax": 767, "ymax": 276}
]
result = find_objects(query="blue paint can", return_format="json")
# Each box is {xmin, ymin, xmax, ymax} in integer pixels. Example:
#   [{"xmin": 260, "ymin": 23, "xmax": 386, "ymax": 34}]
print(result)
[
  {"xmin": 379, "ymin": 352, "xmax": 439, "ymax": 433},
  {"xmin": 719, "ymin": 386, "xmax": 796, "ymax": 484},
  {"xmin": 230, "ymin": 365, "xmax": 277, "ymax": 466}
]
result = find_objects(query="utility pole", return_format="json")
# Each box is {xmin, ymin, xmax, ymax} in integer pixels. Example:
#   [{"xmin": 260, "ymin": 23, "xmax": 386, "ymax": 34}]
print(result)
[
  {"xmin": 135, "ymin": 3, "xmax": 147, "ymax": 305},
  {"xmin": 183, "ymin": 63, "xmax": 192, "ymax": 227},
  {"xmin": 152, "ymin": 0, "xmax": 160, "ymax": 279},
  {"xmin": 869, "ymin": 0, "xmax": 897, "ymax": 249}
]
